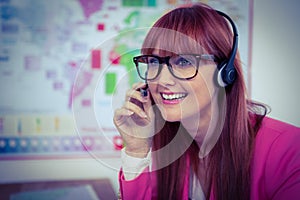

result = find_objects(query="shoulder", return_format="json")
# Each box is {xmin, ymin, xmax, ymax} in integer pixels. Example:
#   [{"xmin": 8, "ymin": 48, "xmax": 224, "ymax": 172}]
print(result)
[
  {"xmin": 255, "ymin": 116, "xmax": 300, "ymax": 147},
  {"xmin": 252, "ymin": 117, "xmax": 300, "ymax": 199},
  {"xmin": 259, "ymin": 116, "xmax": 299, "ymax": 133},
  {"xmin": 261, "ymin": 116, "xmax": 299, "ymax": 132},
  {"xmin": 254, "ymin": 116, "xmax": 300, "ymax": 165}
]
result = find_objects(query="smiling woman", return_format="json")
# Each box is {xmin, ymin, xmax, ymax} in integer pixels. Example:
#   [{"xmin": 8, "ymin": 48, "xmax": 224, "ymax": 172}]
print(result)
[{"xmin": 113, "ymin": 2, "xmax": 300, "ymax": 200}]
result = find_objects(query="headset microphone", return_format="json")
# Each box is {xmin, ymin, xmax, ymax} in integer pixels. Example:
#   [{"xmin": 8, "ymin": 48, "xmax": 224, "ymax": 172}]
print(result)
[
  {"xmin": 140, "ymin": 83, "xmax": 148, "ymax": 97},
  {"xmin": 216, "ymin": 10, "xmax": 238, "ymax": 87},
  {"xmin": 140, "ymin": 71, "xmax": 148, "ymax": 97}
]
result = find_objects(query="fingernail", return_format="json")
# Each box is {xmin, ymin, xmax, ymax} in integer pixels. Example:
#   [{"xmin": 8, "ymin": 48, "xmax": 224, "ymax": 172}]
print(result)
[
  {"xmin": 141, "ymin": 97, "xmax": 148, "ymax": 102},
  {"xmin": 140, "ymin": 111, "xmax": 147, "ymax": 118},
  {"xmin": 127, "ymin": 111, "xmax": 134, "ymax": 115}
]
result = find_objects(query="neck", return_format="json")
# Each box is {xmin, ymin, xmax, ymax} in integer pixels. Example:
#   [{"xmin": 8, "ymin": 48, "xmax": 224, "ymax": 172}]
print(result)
[{"xmin": 182, "ymin": 92, "xmax": 224, "ymax": 158}]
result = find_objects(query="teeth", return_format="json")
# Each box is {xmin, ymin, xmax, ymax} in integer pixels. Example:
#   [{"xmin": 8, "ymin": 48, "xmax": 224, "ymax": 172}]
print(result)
[{"xmin": 162, "ymin": 93, "xmax": 187, "ymax": 100}]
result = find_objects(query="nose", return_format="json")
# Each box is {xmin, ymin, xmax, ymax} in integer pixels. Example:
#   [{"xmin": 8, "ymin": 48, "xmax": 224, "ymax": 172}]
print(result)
[{"xmin": 155, "ymin": 64, "xmax": 176, "ymax": 86}]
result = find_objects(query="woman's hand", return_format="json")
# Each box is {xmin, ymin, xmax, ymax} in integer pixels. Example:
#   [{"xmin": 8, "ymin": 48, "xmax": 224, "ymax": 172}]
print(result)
[{"xmin": 113, "ymin": 82, "xmax": 154, "ymax": 158}]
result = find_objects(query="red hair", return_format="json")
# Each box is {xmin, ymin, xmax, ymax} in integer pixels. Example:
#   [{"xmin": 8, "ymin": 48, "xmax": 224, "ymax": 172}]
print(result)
[{"xmin": 142, "ymin": 3, "xmax": 267, "ymax": 199}]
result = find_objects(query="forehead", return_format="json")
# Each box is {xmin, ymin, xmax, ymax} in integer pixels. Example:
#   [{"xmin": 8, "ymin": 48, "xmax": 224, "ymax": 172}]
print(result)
[{"xmin": 142, "ymin": 27, "xmax": 207, "ymax": 56}]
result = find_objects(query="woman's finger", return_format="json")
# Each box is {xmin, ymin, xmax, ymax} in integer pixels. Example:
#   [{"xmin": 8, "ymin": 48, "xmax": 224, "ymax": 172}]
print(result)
[
  {"xmin": 123, "ymin": 101, "xmax": 148, "ymax": 119},
  {"xmin": 113, "ymin": 107, "xmax": 134, "ymax": 126}
]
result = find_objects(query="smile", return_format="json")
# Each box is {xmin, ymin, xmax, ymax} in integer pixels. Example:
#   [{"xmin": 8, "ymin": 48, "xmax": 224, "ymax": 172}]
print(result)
[{"xmin": 161, "ymin": 93, "xmax": 188, "ymax": 100}]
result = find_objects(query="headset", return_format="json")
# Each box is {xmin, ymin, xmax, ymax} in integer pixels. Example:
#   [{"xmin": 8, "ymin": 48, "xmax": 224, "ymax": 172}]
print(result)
[
  {"xmin": 140, "ymin": 72, "xmax": 148, "ymax": 97},
  {"xmin": 215, "ymin": 10, "xmax": 238, "ymax": 87},
  {"xmin": 140, "ymin": 10, "xmax": 239, "ymax": 96}
]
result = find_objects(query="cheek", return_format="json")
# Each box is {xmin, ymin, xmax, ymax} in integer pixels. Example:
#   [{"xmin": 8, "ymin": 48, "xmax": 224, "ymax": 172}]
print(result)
[
  {"xmin": 185, "ymin": 82, "xmax": 211, "ymax": 112},
  {"xmin": 188, "ymin": 68, "xmax": 218, "ymax": 110},
  {"xmin": 198, "ymin": 66, "xmax": 218, "ymax": 97},
  {"xmin": 148, "ymin": 83, "xmax": 160, "ymax": 102}
]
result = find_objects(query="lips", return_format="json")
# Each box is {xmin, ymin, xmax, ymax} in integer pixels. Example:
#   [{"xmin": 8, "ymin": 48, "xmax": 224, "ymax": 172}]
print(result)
[{"xmin": 160, "ymin": 92, "xmax": 187, "ymax": 101}]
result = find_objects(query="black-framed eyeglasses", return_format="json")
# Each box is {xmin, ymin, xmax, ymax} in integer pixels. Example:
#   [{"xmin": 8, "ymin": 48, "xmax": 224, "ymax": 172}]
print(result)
[{"xmin": 133, "ymin": 54, "xmax": 215, "ymax": 81}]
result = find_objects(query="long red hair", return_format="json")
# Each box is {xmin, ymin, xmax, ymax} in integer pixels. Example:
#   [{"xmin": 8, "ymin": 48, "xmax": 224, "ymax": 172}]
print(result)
[{"xmin": 141, "ymin": 3, "xmax": 267, "ymax": 199}]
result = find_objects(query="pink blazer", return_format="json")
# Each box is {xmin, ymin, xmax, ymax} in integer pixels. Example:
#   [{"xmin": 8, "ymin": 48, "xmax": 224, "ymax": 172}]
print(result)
[{"xmin": 119, "ymin": 117, "xmax": 300, "ymax": 199}]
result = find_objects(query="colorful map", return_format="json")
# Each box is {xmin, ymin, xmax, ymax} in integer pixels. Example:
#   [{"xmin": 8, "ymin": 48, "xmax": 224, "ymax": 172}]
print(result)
[{"xmin": 0, "ymin": 0, "xmax": 251, "ymax": 159}]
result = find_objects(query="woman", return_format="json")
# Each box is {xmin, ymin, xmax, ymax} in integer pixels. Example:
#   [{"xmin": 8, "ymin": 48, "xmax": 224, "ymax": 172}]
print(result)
[{"xmin": 113, "ymin": 3, "xmax": 300, "ymax": 200}]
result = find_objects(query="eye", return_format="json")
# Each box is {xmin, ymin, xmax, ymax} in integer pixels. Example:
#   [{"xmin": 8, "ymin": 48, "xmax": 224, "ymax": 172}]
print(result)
[
  {"xmin": 174, "ymin": 57, "xmax": 192, "ymax": 67},
  {"xmin": 148, "ymin": 57, "xmax": 159, "ymax": 66}
]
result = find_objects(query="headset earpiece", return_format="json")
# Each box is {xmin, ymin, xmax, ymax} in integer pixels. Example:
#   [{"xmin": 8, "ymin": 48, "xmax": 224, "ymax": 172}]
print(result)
[
  {"xmin": 216, "ymin": 10, "xmax": 238, "ymax": 87},
  {"xmin": 217, "ymin": 61, "xmax": 237, "ymax": 87},
  {"xmin": 217, "ymin": 61, "xmax": 228, "ymax": 87}
]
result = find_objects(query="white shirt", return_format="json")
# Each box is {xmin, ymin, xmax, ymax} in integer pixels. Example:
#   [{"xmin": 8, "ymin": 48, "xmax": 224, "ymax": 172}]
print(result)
[{"xmin": 121, "ymin": 148, "xmax": 205, "ymax": 199}]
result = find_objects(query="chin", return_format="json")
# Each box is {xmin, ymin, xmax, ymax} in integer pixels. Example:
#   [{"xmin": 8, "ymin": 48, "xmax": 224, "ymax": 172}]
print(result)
[
  {"xmin": 160, "ymin": 112, "xmax": 182, "ymax": 122},
  {"xmin": 164, "ymin": 117, "xmax": 180, "ymax": 122},
  {"xmin": 154, "ymin": 102, "xmax": 187, "ymax": 122}
]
